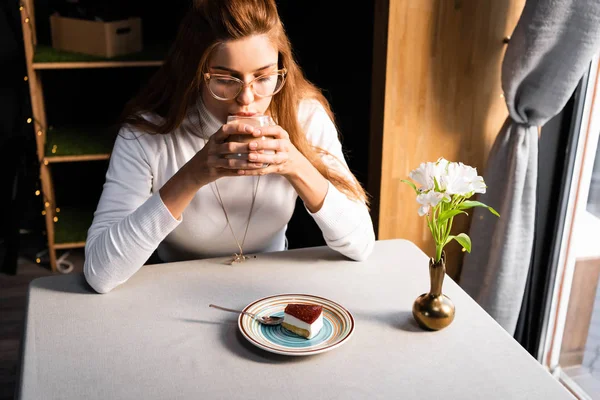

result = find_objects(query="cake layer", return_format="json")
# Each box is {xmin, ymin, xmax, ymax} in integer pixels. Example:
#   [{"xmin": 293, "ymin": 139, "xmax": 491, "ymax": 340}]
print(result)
[
  {"xmin": 281, "ymin": 322, "xmax": 310, "ymax": 339},
  {"xmin": 282, "ymin": 313, "xmax": 323, "ymax": 339}
]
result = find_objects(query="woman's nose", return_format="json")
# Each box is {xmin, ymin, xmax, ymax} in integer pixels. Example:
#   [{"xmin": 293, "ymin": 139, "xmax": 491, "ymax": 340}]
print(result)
[{"xmin": 236, "ymin": 85, "xmax": 255, "ymax": 105}]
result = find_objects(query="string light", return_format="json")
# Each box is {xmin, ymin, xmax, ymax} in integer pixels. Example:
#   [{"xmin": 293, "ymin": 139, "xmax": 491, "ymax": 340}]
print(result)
[
  {"xmin": 20, "ymin": 3, "xmax": 37, "ymax": 52},
  {"xmin": 21, "ymin": 3, "xmax": 67, "ymax": 261}
]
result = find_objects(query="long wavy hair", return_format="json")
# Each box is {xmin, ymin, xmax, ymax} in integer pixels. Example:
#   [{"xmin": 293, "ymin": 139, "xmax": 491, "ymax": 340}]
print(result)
[{"xmin": 121, "ymin": 0, "xmax": 368, "ymax": 204}]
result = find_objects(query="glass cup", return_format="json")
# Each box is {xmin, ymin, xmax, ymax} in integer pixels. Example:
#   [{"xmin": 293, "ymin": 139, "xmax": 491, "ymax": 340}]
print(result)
[{"xmin": 225, "ymin": 115, "xmax": 275, "ymax": 163}]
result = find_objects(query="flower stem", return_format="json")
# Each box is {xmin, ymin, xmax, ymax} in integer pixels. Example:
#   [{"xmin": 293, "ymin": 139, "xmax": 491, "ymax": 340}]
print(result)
[
  {"xmin": 435, "ymin": 243, "xmax": 443, "ymax": 262},
  {"xmin": 433, "ymin": 203, "xmax": 443, "ymax": 262}
]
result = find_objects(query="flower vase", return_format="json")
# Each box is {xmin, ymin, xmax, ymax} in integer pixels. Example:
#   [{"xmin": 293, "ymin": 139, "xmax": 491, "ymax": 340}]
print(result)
[{"xmin": 412, "ymin": 252, "xmax": 455, "ymax": 330}]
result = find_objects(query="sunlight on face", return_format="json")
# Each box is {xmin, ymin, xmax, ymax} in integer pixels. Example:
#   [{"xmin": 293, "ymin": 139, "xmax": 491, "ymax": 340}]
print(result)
[{"xmin": 202, "ymin": 34, "xmax": 279, "ymax": 124}]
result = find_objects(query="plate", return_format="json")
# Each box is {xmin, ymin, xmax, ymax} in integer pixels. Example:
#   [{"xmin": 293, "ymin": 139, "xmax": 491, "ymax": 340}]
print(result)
[{"xmin": 238, "ymin": 293, "xmax": 355, "ymax": 356}]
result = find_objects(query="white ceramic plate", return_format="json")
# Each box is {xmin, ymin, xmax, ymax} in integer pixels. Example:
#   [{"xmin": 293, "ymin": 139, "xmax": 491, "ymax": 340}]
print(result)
[{"xmin": 238, "ymin": 293, "xmax": 355, "ymax": 356}]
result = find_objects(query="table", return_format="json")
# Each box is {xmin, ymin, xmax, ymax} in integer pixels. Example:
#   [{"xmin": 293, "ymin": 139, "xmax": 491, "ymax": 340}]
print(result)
[{"xmin": 17, "ymin": 239, "xmax": 573, "ymax": 399}]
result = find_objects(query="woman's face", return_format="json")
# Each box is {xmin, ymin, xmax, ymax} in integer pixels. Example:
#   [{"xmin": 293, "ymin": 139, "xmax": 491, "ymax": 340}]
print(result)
[{"xmin": 202, "ymin": 34, "xmax": 279, "ymax": 124}]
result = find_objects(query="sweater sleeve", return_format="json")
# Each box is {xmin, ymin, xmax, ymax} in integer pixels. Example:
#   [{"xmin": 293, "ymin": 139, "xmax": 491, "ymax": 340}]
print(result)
[
  {"xmin": 83, "ymin": 129, "xmax": 181, "ymax": 293},
  {"xmin": 301, "ymin": 101, "xmax": 375, "ymax": 261}
]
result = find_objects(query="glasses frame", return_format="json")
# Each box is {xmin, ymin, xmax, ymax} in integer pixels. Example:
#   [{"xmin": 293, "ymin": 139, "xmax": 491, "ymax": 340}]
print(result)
[{"xmin": 203, "ymin": 68, "xmax": 288, "ymax": 101}]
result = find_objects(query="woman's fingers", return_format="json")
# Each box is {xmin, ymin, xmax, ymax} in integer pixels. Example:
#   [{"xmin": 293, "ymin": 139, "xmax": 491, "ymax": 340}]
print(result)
[
  {"xmin": 248, "ymin": 138, "xmax": 288, "ymax": 152},
  {"xmin": 212, "ymin": 123, "xmax": 260, "ymax": 143},
  {"xmin": 207, "ymin": 155, "xmax": 264, "ymax": 170},
  {"xmin": 211, "ymin": 141, "xmax": 250, "ymax": 155},
  {"xmin": 247, "ymin": 151, "xmax": 289, "ymax": 165},
  {"xmin": 252, "ymin": 125, "xmax": 289, "ymax": 139},
  {"xmin": 237, "ymin": 164, "xmax": 280, "ymax": 176}
]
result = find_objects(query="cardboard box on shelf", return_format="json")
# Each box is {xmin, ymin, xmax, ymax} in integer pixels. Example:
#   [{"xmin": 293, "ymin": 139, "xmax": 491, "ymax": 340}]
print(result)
[{"xmin": 50, "ymin": 15, "xmax": 142, "ymax": 58}]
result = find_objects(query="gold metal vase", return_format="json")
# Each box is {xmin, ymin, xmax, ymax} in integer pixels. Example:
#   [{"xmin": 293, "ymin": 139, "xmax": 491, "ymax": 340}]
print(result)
[{"xmin": 412, "ymin": 252, "xmax": 455, "ymax": 330}]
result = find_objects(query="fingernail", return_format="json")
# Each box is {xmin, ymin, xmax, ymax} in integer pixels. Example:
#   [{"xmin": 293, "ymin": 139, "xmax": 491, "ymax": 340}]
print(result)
[
  {"xmin": 248, "ymin": 153, "xmax": 257, "ymax": 160},
  {"xmin": 253, "ymin": 129, "xmax": 261, "ymax": 136},
  {"xmin": 249, "ymin": 142, "xmax": 258, "ymax": 149},
  {"xmin": 238, "ymin": 170, "xmax": 245, "ymax": 175}
]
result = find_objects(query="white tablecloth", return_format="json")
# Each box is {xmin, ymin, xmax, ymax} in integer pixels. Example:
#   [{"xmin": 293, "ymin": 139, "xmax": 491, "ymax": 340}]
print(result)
[{"xmin": 17, "ymin": 239, "xmax": 573, "ymax": 399}]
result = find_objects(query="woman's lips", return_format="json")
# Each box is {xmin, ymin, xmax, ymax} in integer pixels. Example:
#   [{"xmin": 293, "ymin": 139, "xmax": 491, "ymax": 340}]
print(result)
[{"xmin": 231, "ymin": 112, "xmax": 257, "ymax": 117}]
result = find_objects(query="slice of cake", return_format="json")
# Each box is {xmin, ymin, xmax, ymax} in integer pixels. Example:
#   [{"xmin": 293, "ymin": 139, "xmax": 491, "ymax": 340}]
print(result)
[{"xmin": 282, "ymin": 304, "xmax": 323, "ymax": 339}]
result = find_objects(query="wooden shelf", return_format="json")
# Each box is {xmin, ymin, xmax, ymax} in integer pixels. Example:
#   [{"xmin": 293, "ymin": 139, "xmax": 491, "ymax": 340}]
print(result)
[
  {"xmin": 32, "ymin": 44, "xmax": 166, "ymax": 70},
  {"xmin": 53, "ymin": 207, "xmax": 95, "ymax": 246},
  {"xmin": 20, "ymin": 0, "xmax": 166, "ymax": 272},
  {"xmin": 44, "ymin": 125, "xmax": 115, "ymax": 162},
  {"xmin": 46, "ymin": 154, "xmax": 110, "ymax": 163}
]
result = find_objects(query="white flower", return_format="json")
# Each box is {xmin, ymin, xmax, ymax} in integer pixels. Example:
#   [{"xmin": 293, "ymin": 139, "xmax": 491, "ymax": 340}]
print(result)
[
  {"xmin": 434, "ymin": 157, "xmax": 450, "ymax": 174},
  {"xmin": 409, "ymin": 162, "xmax": 437, "ymax": 191},
  {"xmin": 442, "ymin": 162, "xmax": 487, "ymax": 195},
  {"xmin": 442, "ymin": 162, "xmax": 470, "ymax": 195},
  {"xmin": 409, "ymin": 158, "xmax": 450, "ymax": 192},
  {"xmin": 416, "ymin": 190, "xmax": 447, "ymax": 216},
  {"xmin": 464, "ymin": 166, "xmax": 486, "ymax": 194},
  {"xmin": 407, "ymin": 158, "xmax": 487, "ymax": 217}
]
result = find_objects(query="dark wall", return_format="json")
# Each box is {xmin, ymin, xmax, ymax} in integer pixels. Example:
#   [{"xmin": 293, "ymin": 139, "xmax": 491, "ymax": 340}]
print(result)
[
  {"xmin": 0, "ymin": 1, "xmax": 41, "ymax": 273},
  {"xmin": 276, "ymin": 2, "xmax": 375, "ymax": 249}
]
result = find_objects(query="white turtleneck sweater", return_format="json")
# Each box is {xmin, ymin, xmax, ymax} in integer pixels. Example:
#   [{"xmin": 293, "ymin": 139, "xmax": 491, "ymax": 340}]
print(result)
[{"xmin": 83, "ymin": 99, "xmax": 375, "ymax": 293}]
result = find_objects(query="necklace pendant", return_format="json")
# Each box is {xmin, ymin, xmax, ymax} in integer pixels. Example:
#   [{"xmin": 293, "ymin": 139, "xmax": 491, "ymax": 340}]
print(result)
[{"xmin": 231, "ymin": 253, "xmax": 248, "ymax": 264}]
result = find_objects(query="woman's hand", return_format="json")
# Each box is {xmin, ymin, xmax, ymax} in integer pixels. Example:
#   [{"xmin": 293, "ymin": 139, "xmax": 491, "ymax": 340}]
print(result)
[
  {"xmin": 236, "ymin": 124, "xmax": 330, "ymax": 212},
  {"xmin": 185, "ymin": 122, "xmax": 266, "ymax": 187},
  {"xmin": 236, "ymin": 124, "xmax": 304, "ymax": 177},
  {"xmin": 160, "ymin": 122, "xmax": 266, "ymax": 219}
]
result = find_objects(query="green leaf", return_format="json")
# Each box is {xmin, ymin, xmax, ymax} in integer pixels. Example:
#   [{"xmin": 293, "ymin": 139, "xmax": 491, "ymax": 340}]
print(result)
[
  {"xmin": 458, "ymin": 200, "xmax": 486, "ymax": 209},
  {"xmin": 444, "ymin": 233, "xmax": 472, "ymax": 252},
  {"xmin": 454, "ymin": 233, "xmax": 471, "ymax": 252},
  {"xmin": 437, "ymin": 209, "xmax": 467, "ymax": 224},
  {"xmin": 459, "ymin": 200, "xmax": 500, "ymax": 217},
  {"xmin": 487, "ymin": 206, "xmax": 500, "ymax": 218},
  {"xmin": 401, "ymin": 179, "xmax": 419, "ymax": 194}
]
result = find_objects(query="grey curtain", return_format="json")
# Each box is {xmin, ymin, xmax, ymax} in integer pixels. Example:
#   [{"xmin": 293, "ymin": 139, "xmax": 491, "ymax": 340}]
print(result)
[{"xmin": 459, "ymin": 0, "xmax": 600, "ymax": 335}]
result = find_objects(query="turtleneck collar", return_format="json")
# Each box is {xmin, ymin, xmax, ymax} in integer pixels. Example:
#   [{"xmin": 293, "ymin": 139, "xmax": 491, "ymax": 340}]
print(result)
[{"xmin": 195, "ymin": 96, "xmax": 223, "ymax": 138}]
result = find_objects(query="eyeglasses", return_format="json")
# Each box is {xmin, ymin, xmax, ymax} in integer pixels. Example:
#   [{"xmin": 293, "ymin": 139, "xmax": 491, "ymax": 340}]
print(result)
[{"xmin": 203, "ymin": 68, "xmax": 287, "ymax": 101}]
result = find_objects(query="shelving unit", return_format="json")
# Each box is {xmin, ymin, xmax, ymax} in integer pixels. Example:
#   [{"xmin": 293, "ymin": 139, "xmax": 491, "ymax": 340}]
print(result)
[{"xmin": 19, "ymin": 0, "xmax": 165, "ymax": 272}]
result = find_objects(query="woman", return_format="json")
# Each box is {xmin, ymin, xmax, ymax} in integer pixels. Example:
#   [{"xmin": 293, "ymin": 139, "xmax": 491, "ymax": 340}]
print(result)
[{"xmin": 84, "ymin": 0, "xmax": 375, "ymax": 294}]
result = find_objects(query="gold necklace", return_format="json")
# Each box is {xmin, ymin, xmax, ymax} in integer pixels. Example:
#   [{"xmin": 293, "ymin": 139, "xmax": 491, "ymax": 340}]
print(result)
[
  {"xmin": 196, "ymin": 103, "xmax": 260, "ymax": 264},
  {"xmin": 211, "ymin": 176, "xmax": 261, "ymax": 264}
]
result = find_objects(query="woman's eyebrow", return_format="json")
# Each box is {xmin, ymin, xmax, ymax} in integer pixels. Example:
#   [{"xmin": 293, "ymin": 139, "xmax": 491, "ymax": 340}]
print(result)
[{"xmin": 209, "ymin": 63, "xmax": 277, "ymax": 74}]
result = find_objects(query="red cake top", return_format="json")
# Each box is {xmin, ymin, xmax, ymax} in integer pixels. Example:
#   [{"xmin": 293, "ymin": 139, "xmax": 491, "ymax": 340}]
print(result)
[{"xmin": 284, "ymin": 304, "xmax": 323, "ymax": 324}]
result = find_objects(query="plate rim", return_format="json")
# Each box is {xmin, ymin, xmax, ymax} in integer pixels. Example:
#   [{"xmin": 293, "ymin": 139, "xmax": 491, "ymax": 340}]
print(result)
[{"xmin": 238, "ymin": 293, "xmax": 355, "ymax": 356}]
